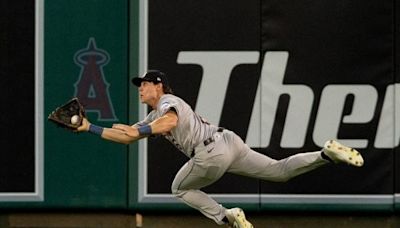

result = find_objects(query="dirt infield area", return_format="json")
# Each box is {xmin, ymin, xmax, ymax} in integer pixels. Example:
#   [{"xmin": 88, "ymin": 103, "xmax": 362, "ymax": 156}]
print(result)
[{"xmin": 1, "ymin": 211, "xmax": 399, "ymax": 228}]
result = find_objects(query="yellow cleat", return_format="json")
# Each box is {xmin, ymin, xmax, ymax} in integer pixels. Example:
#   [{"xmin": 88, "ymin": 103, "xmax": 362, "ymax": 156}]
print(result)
[
  {"xmin": 323, "ymin": 140, "xmax": 364, "ymax": 167},
  {"xmin": 225, "ymin": 208, "xmax": 254, "ymax": 228}
]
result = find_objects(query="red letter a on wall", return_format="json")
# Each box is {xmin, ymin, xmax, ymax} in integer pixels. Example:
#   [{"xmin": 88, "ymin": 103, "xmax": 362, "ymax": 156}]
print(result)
[{"xmin": 73, "ymin": 38, "xmax": 117, "ymax": 121}]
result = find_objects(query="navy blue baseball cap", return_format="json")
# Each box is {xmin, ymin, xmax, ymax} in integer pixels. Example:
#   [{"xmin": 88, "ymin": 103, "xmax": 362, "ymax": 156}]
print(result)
[{"xmin": 131, "ymin": 70, "xmax": 170, "ymax": 87}]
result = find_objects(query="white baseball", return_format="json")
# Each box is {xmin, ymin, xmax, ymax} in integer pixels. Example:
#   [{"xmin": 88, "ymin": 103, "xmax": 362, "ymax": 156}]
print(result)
[{"xmin": 70, "ymin": 115, "xmax": 80, "ymax": 125}]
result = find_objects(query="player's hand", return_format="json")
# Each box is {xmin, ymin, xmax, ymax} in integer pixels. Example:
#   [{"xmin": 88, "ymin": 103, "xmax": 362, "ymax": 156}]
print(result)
[
  {"xmin": 76, "ymin": 117, "xmax": 90, "ymax": 132},
  {"xmin": 112, "ymin": 124, "xmax": 139, "ymax": 138}
]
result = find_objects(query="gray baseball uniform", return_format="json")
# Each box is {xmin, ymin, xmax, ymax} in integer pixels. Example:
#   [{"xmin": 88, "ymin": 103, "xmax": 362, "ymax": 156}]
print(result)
[{"xmin": 137, "ymin": 94, "xmax": 329, "ymax": 225}]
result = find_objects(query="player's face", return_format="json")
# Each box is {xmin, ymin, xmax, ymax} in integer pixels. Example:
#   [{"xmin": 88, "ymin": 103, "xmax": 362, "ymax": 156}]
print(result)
[{"xmin": 139, "ymin": 81, "xmax": 160, "ymax": 107}]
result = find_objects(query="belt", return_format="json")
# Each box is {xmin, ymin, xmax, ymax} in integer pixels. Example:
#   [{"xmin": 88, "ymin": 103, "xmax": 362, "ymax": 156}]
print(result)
[{"xmin": 191, "ymin": 127, "xmax": 224, "ymax": 157}]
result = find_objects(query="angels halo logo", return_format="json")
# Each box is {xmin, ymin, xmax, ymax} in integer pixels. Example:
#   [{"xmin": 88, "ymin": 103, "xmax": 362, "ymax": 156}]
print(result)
[{"xmin": 73, "ymin": 37, "xmax": 117, "ymax": 121}]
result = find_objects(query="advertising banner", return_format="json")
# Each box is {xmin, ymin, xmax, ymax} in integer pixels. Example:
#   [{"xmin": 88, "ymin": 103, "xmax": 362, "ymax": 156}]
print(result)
[{"xmin": 137, "ymin": 0, "xmax": 396, "ymax": 210}]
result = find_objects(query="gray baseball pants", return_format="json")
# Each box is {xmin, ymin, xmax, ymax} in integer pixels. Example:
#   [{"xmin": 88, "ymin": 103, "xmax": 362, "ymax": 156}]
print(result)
[{"xmin": 171, "ymin": 130, "xmax": 328, "ymax": 225}]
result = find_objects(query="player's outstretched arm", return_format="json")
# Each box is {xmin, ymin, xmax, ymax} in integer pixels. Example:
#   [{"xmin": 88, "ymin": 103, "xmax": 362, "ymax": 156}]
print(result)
[{"xmin": 76, "ymin": 110, "xmax": 177, "ymax": 144}]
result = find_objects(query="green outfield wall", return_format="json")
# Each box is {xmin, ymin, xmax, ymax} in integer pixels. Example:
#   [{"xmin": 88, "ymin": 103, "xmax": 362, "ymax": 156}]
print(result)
[{"xmin": 0, "ymin": 0, "xmax": 135, "ymax": 209}]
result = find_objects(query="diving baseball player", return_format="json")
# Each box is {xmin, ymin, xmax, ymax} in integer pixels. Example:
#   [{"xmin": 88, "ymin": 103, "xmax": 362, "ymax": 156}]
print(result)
[{"xmin": 77, "ymin": 70, "xmax": 364, "ymax": 228}]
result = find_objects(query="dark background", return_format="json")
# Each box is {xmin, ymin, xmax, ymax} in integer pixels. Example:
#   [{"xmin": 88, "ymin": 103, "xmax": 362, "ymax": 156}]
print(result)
[{"xmin": 0, "ymin": 0, "xmax": 35, "ymax": 192}]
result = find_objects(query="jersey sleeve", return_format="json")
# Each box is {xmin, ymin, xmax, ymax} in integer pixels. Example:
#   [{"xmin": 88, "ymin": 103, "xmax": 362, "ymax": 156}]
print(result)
[{"xmin": 157, "ymin": 95, "xmax": 181, "ymax": 117}]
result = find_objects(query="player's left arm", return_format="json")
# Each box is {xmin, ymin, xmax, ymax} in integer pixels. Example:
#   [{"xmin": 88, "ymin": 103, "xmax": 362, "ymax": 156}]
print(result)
[{"xmin": 113, "ymin": 110, "xmax": 178, "ymax": 138}]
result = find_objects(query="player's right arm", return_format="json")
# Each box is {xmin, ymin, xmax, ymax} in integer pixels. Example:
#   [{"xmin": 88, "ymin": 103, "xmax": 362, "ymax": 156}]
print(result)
[{"xmin": 112, "ymin": 110, "xmax": 178, "ymax": 139}]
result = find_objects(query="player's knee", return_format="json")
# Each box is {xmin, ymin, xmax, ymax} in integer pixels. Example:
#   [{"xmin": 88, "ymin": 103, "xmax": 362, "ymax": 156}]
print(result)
[
  {"xmin": 171, "ymin": 186, "xmax": 185, "ymax": 198},
  {"xmin": 172, "ymin": 190, "xmax": 186, "ymax": 198}
]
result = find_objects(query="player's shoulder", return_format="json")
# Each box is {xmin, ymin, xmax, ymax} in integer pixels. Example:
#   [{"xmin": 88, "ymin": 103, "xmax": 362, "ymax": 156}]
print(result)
[
  {"xmin": 159, "ymin": 94, "xmax": 184, "ymax": 104},
  {"xmin": 158, "ymin": 94, "xmax": 191, "ymax": 113}
]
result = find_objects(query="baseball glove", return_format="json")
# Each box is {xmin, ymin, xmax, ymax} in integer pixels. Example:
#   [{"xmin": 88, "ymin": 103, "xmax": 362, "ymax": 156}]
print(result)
[{"xmin": 48, "ymin": 97, "xmax": 85, "ymax": 130}]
